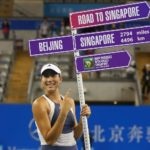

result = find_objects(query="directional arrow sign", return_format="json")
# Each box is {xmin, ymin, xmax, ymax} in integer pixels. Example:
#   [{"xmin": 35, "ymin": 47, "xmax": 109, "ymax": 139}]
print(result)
[
  {"xmin": 75, "ymin": 51, "xmax": 131, "ymax": 73},
  {"xmin": 29, "ymin": 35, "xmax": 74, "ymax": 56},
  {"xmin": 75, "ymin": 26, "xmax": 150, "ymax": 51},
  {"xmin": 70, "ymin": 1, "xmax": 150, "ymax": 29}
]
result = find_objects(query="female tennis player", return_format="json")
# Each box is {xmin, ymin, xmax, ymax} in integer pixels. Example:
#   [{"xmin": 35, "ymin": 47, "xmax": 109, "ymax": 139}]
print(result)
[{"xmin": 32, "ymin": 63, "xmax": 91, "ymax": 150}]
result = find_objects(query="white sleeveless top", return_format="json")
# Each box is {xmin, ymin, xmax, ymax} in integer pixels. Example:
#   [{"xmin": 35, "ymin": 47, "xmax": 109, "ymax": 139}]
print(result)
[{"xmin": 35, "ymin": 95, "xmax": 76, "ymax": 146}]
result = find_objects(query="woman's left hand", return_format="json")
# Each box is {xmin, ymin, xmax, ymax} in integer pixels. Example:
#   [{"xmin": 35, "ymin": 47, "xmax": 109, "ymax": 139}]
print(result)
[{"xmin": 80, "ymin": 104, "xmax": 91, "ymax": 118}]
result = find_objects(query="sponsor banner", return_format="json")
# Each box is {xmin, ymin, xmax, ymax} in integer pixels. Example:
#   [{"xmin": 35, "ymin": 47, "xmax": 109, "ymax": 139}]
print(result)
[
  {"xmin": 75, "ymin": 50, "xmax": 131, "ymax": 73},
  {"xmin": 70, "ymin": 1, "xmax": 150, "ymax": 29},
  {"xmin": 77, "ymin": 105, "xmax": 150, "ymax": 150},
  {"xmin": 0, "ymin": 105, "xmax": 150, "ymax": 150},
  {"xmin": 0, "ymin": 104, "xmax": 40, "ymax": 150}
]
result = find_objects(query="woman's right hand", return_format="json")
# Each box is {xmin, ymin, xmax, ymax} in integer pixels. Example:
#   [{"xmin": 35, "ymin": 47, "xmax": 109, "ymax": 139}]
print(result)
[{"xmin": 61, "ymin": 89, "xmax": 73, "ymax": 114}]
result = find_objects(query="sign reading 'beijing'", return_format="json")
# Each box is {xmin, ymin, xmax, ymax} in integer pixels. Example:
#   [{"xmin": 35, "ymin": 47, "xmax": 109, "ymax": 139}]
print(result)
[{"xmin": 29, "ymin": 35, "xmax": 74, "ymax": 56}]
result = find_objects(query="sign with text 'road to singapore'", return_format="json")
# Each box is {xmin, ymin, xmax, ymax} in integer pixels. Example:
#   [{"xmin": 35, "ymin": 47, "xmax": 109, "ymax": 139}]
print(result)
[
  {"xmin": 70, "ymin": 1, "xmax": 150, "ymax": 29},
  {"xmin": 75, "ymin": 51, "xmax": 131, "ymax": 73},
  {"xmin": 29, "ymin": 35, "xmax": 74, "ymax": 56},
  {"xmin": 75, "ymin": 26, "xmax": 150, "ymax": 51}
]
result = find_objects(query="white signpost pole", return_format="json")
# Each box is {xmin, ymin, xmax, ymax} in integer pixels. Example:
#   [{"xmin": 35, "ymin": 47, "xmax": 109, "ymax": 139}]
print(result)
[{"xmin": 72, "ymin": 29, "xmax": 91, "ymax": 150}]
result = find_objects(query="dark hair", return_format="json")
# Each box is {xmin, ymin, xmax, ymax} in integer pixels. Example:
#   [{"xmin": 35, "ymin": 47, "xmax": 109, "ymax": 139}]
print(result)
[{"xmin": 42, "ymin": 69, "xmax": 59, "ymax": 77}]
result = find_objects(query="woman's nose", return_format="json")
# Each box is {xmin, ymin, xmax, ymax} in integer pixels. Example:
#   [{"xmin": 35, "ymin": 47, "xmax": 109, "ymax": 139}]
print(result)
[{"xmin": 46, "ymin": 76, "xmax": 54, "ymax": 81}]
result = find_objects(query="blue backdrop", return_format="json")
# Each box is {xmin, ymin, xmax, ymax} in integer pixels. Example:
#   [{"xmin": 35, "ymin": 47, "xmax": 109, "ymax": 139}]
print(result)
[
  {"xmin": 0, "ymin": 19, "xmax": 61, "ymax": 30},
  {"xmin": 0, "ymin": 104, "xmax": 150, "ymax": 150},
  {"xmin": 44, "ymin": 4, "xmax": 112, "ymax": 17}
]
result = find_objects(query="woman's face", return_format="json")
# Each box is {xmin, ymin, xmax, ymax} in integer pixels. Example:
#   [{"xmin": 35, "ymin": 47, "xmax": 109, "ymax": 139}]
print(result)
[{"xmin": 41, "ymin": 74, "xmax": 62, "ymax": 93}]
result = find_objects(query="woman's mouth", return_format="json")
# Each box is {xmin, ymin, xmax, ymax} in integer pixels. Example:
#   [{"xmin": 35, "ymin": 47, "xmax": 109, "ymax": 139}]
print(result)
[{"xmin": 46, "ymin": 82, "xmax": 56, "ymax": 88}]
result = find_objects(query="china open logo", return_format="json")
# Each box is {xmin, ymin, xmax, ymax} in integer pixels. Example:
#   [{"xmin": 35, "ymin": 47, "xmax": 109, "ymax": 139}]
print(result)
[{"xmin": 28, "ymin": 118, "xmax": 39, "ymax": 141}]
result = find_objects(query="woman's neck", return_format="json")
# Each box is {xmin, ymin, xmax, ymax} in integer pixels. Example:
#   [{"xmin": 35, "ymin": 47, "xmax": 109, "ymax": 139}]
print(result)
[{"xmin": 45, "ymin": 90, "xmax": 61, "ymax": 103}]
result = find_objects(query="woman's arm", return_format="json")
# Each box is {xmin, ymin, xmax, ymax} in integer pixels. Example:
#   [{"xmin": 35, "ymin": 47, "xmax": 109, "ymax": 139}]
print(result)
[
  {"xmin": 32, "ymin": 95, "xmax": 73, "ymax": 145},
  {"xmin": 73, "ymin": 104, "xmax": 91, "ymax": 140}
]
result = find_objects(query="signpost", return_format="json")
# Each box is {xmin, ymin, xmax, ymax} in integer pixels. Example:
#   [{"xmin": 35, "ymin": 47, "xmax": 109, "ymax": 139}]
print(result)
[
  {"xmin": 68, "ymin": 2, "xmax": 150, "ymax": 149},
  {"xmin": 70, "ymin": 1, "xmax": 150, "ymax": 29},
  {"xmin": 75, "ymin": 50, "xmax": 131, "ymax": 73},
  {"xmin": 75, "ymin": 26, "xmax": 150, "ymax": 51}
]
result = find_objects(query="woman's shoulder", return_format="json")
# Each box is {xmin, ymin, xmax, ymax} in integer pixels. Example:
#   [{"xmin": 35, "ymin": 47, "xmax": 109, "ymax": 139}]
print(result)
[
  {"xmin": 32, "ymin": 95, "xmax": 51, "ymax": 113},
  {"xmin": 32, "ymin": 96, "xmax": 48, "ymax": 108}
]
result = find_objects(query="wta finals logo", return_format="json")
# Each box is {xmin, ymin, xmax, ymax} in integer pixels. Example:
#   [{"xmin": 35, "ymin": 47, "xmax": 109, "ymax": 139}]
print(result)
[
  {"xmin": 28, "ymin": 118, "xmax": 39, "ymax": 141},
  {"xmin": 83, "ymin": 57, "xmax": 94, "ymax": 70}
]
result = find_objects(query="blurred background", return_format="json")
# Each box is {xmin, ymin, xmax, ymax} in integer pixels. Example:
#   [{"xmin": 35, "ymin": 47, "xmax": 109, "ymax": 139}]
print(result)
[{"xmin": 0, "ymin": 0, "xmax": 150, "ymax": 150}]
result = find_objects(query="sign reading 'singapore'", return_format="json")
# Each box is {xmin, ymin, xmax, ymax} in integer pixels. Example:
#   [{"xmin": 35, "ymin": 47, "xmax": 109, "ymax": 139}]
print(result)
[
  {"xmin": 70, "ymin": 1, "xmax": 150, "ymax": 29},
  {"xmin": 75, "ymin": 26, "xmax": 150, "ymax": 50}
]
